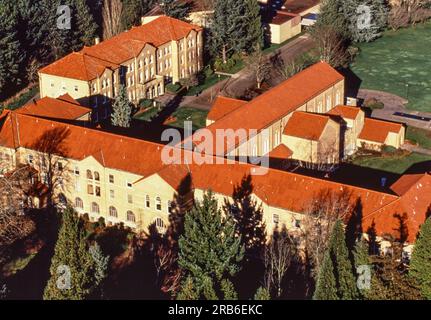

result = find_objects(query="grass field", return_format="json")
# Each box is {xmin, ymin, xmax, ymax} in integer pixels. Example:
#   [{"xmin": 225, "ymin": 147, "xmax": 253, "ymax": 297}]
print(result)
[
  {"xmin": 406, "ymin": 126, "xmax": 431, "ymax": 149},
  {"xmin": 350, "ymin": 22, "xmax": 431, "ymax": 112},
  {"xmin": 352, "ymin": 152, "xmax": 431, "ymax": 174},
  {"xmin": 169, "ymin": 107, "xmax": 208, "ymax": 130}
]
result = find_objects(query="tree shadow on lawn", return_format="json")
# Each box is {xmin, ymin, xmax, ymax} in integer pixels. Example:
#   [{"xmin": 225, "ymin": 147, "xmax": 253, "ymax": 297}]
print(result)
[{"xmin": 4, "ymin": 209, "xmax": 60, "ymax": 300}]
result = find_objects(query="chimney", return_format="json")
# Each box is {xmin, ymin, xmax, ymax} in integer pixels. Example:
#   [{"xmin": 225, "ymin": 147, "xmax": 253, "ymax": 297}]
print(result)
[{"xmin": 94, "ymin": 37, "xmax": 100, "ymax": 45}]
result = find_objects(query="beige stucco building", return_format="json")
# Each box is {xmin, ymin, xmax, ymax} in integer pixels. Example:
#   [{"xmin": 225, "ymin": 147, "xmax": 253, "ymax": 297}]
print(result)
[{"xmin": 38, "ymin": 16, "xmax": 203, "ymax": 122}]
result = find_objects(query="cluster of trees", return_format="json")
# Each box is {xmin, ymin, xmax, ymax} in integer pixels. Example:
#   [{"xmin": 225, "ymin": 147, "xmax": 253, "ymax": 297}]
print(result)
[
  {"xmin": 310, "ymin": 0, "xmax": 389, "ymax": 67},
  {"xmin": 209, "ymin": 0, "xmax": 263, "ymax": 65},
  {"xmin": 388, "ymin": 0, "xmax": 431, "ymax": 30},
  {"xmin": 44, "ymin": 207, "xmax": 109, "ymax": 299},
  {"xmin": 0, "ymin": 0, "xmax": 98, "ymax": 96},
  {"xmin": 312, "ymin": 213, "xmax": 431, "ymax": 300},
  {"xmin": 311, "ymin": 0, "xmax": 431, "ymax": 68}
]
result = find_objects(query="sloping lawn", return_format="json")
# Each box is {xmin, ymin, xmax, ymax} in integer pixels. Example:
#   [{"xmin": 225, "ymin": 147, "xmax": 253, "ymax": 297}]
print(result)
[
  {"xmin": 168, "ymin": 107, "xmax": 208, "ymax": 130},
  {"xmin": 352, "ymin": 152, "xmax": 431, "ymax": 174},
  {"xmin": 406, "ymin": 126, "xmax": 431, "ymax": 149},
  {"xmin": 351, "ymin": 22, "xmax": 431, "ymax": 112}
]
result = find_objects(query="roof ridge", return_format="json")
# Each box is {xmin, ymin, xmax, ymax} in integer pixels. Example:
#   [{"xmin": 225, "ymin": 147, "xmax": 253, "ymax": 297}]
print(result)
[{"xmin": 12, "ymin": 112, "xmax": 167, "ymax": 149}]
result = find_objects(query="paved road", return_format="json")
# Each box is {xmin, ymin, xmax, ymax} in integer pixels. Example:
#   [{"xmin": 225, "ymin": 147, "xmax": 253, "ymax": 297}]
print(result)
[
  {"xmin": 358, "ymin": 89, "xmax": 431, "ymax": 130},
  {"xmin": 179, "ymin": 34, "xmax": 315, "ymax": 111}
]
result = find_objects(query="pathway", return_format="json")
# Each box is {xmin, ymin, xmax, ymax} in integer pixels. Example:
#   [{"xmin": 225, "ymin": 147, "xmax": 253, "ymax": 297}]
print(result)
[{"xmin": 358, "ymin": 89, "xmax": 431, "ymax": 130}]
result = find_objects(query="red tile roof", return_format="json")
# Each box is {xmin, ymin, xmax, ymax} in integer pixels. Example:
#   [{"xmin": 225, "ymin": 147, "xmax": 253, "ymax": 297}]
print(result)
[
  {"xmin": 207, "ymin": 96, "xmax": 247, "ymax": 122},
  {"xmin": 1, "ymin": 110, "xmax": 429, "ymax": 243},
  {"xmin": 39, "ymin": 16, "xmax": 202, "ymax": 81},
  {"xmin": 16, "ymin": 95, "xmax": 91, "ymax": 120},
  {"xmin": 0, "ymin": 112, "xmax": 166, "ymax": 178},
  {"xmin": 266, "ymin": 143, "xmax": 293, "ymax": 159},
  {"xmin": 358, "ymin": 118, "xmax": 403, "ymax": 143},
  {"xmin": 363, "ymin": 173, "xmax": 431, "ymax": 242},
  {"xmin": 199, "ymin": 62, "xmax": 344, "ymax": 153},
  {"xmin": 283, "ymin": 111, "xmax": 330, "ymax": 141},
  {"xmin": 327, "ymin": 105, "xmax": 361, "ymax": 120}
]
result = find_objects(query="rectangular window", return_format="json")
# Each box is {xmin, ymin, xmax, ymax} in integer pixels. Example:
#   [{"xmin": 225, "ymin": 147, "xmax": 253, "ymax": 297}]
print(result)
[
  {"xmin": 74, "ymin": 166, "xmax": 80, "ymax": 176},
  {"xmin": 27, "ymin": 154, "xmax": 33, "ymax": 164},
  {"xmin": 87, "ymin": 184, "xmax": 94, "ymax": 195},
  {"xmin": 273, "ymin": 213, "xmax": 279, "ymax": 225},
  {"xmin": 110, "ymin": 190, "xmax": 114, "ymax": 199},
  {"xmin": 127, "ymin": 181, "xmax": 132, "ymax": 188},
  {"xmin": 95, "ymin": 186, "xmax": 101, "ymax": 197},
  {"xmin": 109, "ymin": 174, "xmax": 114, "ymax": 183},
  {"xmin": 127, "ymin": 194, "xmax": 133, "ymax": 204},
  {"xmin": 74, "ymin": 85, "xmax": 78, "ymax": 92}
]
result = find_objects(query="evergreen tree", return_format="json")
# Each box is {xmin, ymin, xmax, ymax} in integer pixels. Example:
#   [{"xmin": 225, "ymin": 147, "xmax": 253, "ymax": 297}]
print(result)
[
  {"xmin": 410, "ymin": 217, "xmax": 431, "ymax": 299},
  {"xmin": 342, "ymin": 0, "xmax": 388, "ymax": 42},
  {"xmin": 314, "ymin": 0, "xmax": 349, "ymax": 38},
  {"xmin": 238, "ymin": 0, "xmax": 263, "ymax": 53},
  {"xmin": 72, "ymin": 0, "xmax": 98, "ymax": 48},
  {"xmin": 313, "ymin": 220, "xmax": 359, "ymax": 300},
  {"xmin": 121, "ymin": 0, "xmax": 156, "ymax": 30},
  {"xmin": 89, "ymin": 242, "xmax": 109, "ymax": 298},
  {"xmin": 254, "ymin": 286, "xmax": 270, "ymax": 300},
  {"xmin": 44, "ymin": 207, "xmax": 96, "ymax": 300},
  {"xmin": 111, "ymin": 85, "xmax": 133, "ymax": 127},
  {"xmin": 313, "ymin": 250, "xmax": 338, "ymax": 300},
  {"xmin": 159, "ymin": 0, "xmax": 191, "ymax": 20},
  {"xmin": 224, "ymin": 175, "xmax": 266, "ymax": 259},
  {"xmin": 0, "ymin": 1, "xmax": 23, "ymax": 93},
  {"xmin": 221, "ymin": 279, "xmax": 238, "ymax": 300},
  {"xmin": 177, "ymin": 276, "xmax": 199, "ymax": 300},
  {"xmin": 210, "ymin": 0, "xmax": 263, "ymax": 63},
  {"xmin": 178, "ymin": 191, "xmax": 244, "ymax": 299}
]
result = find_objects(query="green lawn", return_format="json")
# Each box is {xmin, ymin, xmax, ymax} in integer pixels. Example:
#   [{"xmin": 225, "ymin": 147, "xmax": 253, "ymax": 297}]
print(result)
[
  {"xmin": 352, "ymin": 152, "xmax": 431, "ymax": 174},
  {"xmin": 350, "ymin": 22, "xmax": 431, "ymax": 112},
  {"xmin": 169, "ymin": 107, "xmax": 208, "ymax": 130},
  {"xmin": 184, "ymin": 74, "xmax": 228, "ymax": 96},
  {"xmin": 133, "ymin": 106, "xmax": 160, "ymax": 122},
  {"xmin": 406, "ymin": 126, "xmax": 431, "ymax": 149}
]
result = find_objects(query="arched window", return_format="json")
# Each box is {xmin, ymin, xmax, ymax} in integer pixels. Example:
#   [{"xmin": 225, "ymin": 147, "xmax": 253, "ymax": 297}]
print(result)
[
  {"xmin": 127, "ymin": 210, "xmax": 136, "ymax": 222},
  {"xmin": 155, "ymin": 197, "xmax": 162, "ymax": 211},
  {"xmin": 167, "ymin": 201, "xmax": 173, "ymax": 214},
  {"xmin": 146, "ymin": 195, "xmax": 150, "ymax": 208},
  {"xmin": 109, "ymin": 206, "xmax": 117, "ymax": 217},
  {"xmin": 75, "ymin": 197, "xmax": 83, "ymax": 209},
  {"xmin": 91, "ymin": 202, "xmax": 100, "ymax": 214},
  {"xmin": 94, "ymin": 171, "xmax": 100, "ymax": 181},
  {"xmin": 86, "ymin": 170, "xmax": 93, "ymax": 179},
  {"xmin": 154, "ymin": 217, "xmax": 166, "ymax": 233}
]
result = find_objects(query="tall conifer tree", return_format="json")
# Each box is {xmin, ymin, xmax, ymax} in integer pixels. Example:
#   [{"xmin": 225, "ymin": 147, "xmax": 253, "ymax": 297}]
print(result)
[
  {"xmin": 178, "ymin": 191, "xmax": 244, "ymax": 299},
  {"xmin": 44, "ymin": 207, "xmax": 97, "ymax": 300},
  {"xmin": 410, "ymin": 217, "xmax": 431, "ymax": 299}
]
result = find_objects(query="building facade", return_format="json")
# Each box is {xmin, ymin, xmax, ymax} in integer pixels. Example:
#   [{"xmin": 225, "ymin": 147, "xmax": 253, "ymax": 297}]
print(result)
[{"xmin": 39, "ymin": 16, "xmax": 203, "ymax": 122}]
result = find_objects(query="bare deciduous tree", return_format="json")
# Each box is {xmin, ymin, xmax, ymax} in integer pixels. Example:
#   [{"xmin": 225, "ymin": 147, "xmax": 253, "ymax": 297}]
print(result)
[
  {"xmin": 102, "ymin": 0, "xmax": 123, "ymax": 40},
  {"xmin": 0, "ymin": 165, "xmax": 37, "ymax": 265},
  {"xmin": 302, "ymin": 189, "xmax": 354, "ymax": 281},
  {"xmin": 245, "ymin": 46, "xmax": 272, "ymax": 89},
  {"xmin": 310, "ymin": 24, "xmax": 350, "ymax": 68},
  {"xmin": 263, "ymin": 229, "xmax": 295, "ymax": 297}
]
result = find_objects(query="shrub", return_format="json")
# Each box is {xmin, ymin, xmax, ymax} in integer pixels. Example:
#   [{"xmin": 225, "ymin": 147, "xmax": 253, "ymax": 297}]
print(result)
[
  {"xmin": 138, "ymin": 98, "xmax": 153, "ymax": 109},
  {"xmin": 165, "ymin": 83, "xmax": 182, "ymax": 94},
  {"xmin": 364, "ymin": 98, "xmax": 384, "ymax": 110}
]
